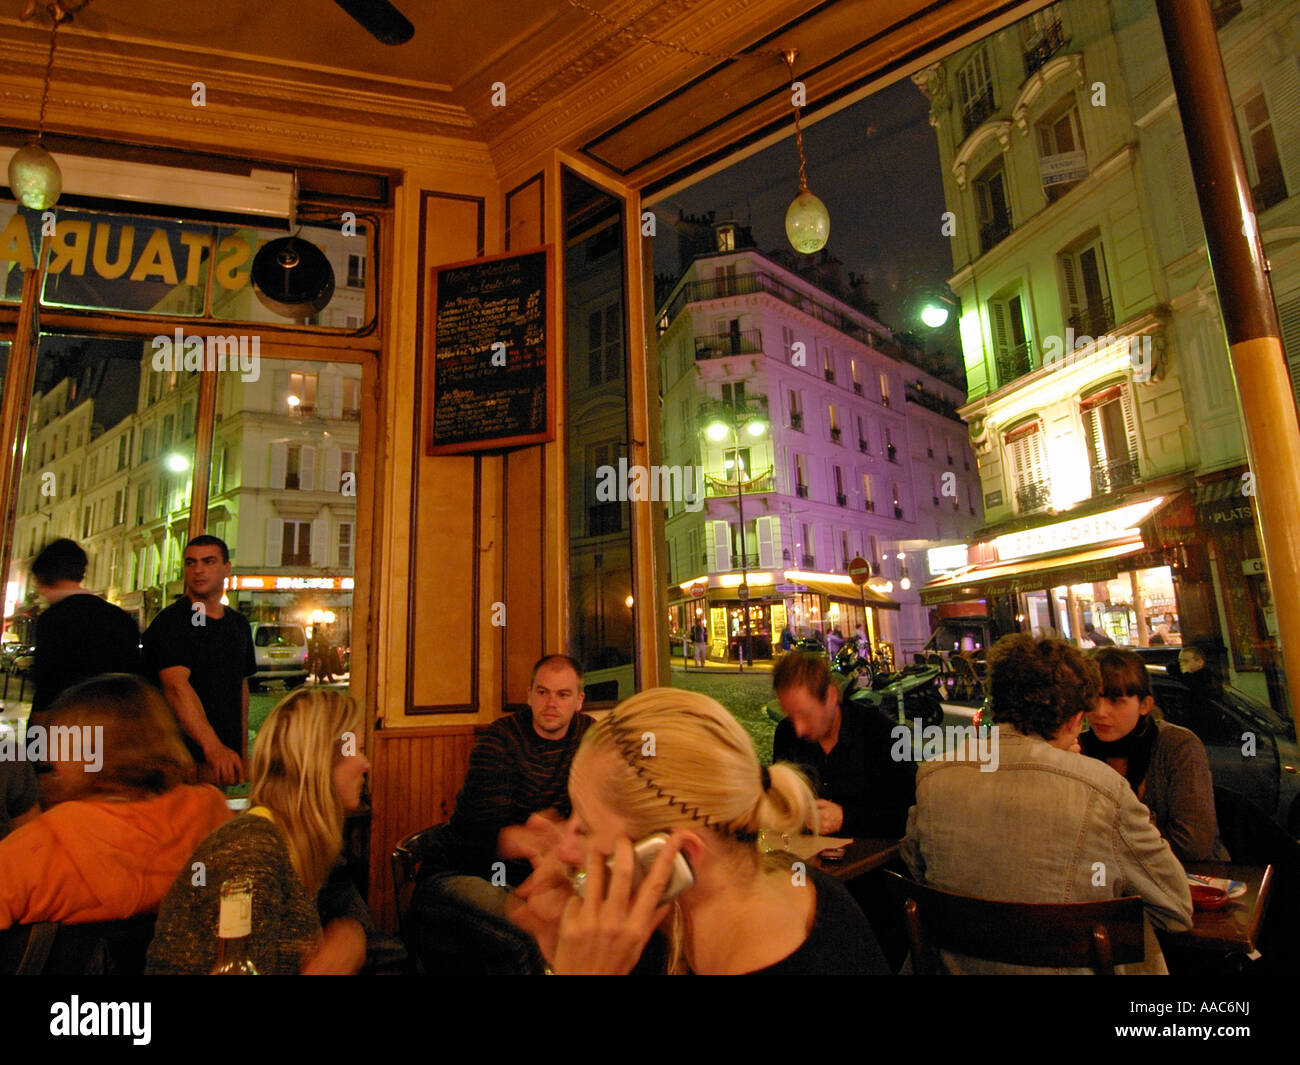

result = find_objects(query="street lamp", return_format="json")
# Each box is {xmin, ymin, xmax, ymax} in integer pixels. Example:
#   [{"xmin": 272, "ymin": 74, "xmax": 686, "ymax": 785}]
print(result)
[{"xmin": 704, "ymin": 410, "xmax": 766, "ymax": 671}]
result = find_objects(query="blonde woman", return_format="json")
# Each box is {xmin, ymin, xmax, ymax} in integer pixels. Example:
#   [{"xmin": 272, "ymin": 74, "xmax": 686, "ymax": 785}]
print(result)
[
  {"xmin": 147, "ymin": 689, "xmax": 371, "ymax": 974},
  {"xmin": 508, "ymin": 688, "xmax": 888, "ymax": 974}
]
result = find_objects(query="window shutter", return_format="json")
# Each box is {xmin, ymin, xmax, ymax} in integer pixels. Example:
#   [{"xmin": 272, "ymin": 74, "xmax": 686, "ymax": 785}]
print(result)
[
  {"xmin": 1278, "ymin": 294, "xmax": 1300, "ymax": 413},
  {"xmin": 265, "ymin": 518, "xmax": 283, "ymax": 567},
  {"xmin": 329, "ymin": 374, "xmax": 344, "ymax": 419},
  {"xmin": 711, "ymin": 521, "xmax": 732, "ymax": 572},
  {"xmin": 1120, "ymin": 387, "xmax": 1139, "ymax": 459},
  {"xmin": 1082, "ymin": 405, "xmax": 1104, "ymax": 467},
  {"xmin": 324, "ymin": 447, "xmax": 342, "ymax": 494},
  {"xmin": 1060, "ymin": 253, "xmax": 1082, "ymax": 323},
  {"xmin": 300, "ymin": 445, "xmax": 316, "ymax": 492},
  {"xmin": 311, "ymin": 517, "xmax": 327, "ymax": 566},
  {"xmin": 757, "ymin": 516, "xmax": 776, "ymax": 569},
  {"xmin": 1264, "ymin": 60, "xmax": 1300, "ymax": 197},
  {"xmin": 1163, "ymin": 131, "xmax": 1202, "ymax": 253},
  {"xmin": 990, "ymin": 300, "xmax": 1010, "ymax": 358},
  {"xmin": 269, "ymin": 441, "xmax": 288, "ymax": 489}
]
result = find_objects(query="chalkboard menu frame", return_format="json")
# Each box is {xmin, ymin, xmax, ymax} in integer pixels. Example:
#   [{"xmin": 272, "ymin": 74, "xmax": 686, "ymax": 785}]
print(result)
[{"xmin": 426, "ymin": 244, "xmax": 555, "ymax": 455}]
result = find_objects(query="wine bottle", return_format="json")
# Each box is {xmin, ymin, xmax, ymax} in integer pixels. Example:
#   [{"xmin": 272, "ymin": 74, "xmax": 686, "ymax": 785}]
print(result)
[{"xmin": 211, "ymin": 876, "xmax": 259, "ymax": 975}]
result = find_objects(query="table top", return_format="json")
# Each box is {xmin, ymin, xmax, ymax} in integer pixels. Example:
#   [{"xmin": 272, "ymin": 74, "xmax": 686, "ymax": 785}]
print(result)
[
  {"xmin": 1162, "ymin": 862, "xmax": 1273, "ymax": 955},
  {"xmin": 809, "ymin": 837, "xmax": 901, "ymax": 881}
]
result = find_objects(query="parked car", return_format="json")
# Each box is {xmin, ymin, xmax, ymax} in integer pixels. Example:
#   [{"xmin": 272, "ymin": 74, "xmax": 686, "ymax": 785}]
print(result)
[
  {"xmin": 1146, "ymin": 664, "xmax": 1300, "ymax": 835},
  {"xmin": 1, "ymin": 642, "xmax": 35, "ymax": 674},
  {"xmin": 249, "ymin": 623, "xmax": 309, "ymax": 691}
]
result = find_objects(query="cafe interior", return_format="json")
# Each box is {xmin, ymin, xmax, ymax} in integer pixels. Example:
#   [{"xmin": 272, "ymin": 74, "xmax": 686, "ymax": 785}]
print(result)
[{"xmin": 2, "ymin": 0, "xmax": 1298, "ymax": 982}]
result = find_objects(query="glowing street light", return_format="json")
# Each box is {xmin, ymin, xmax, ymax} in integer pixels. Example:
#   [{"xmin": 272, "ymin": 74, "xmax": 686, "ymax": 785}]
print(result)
[
  {"xmin": 165, "ymin": 453, "xmax": 190, "ymax": 473},
  {"xmin": 920, "ymin": 303, "xmax": 950, "ymax": 329}
]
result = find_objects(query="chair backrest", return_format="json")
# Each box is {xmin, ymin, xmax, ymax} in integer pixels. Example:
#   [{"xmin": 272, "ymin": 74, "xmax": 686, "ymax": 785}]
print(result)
[
  {"xmin": 0, "ymin": 913, "xmax": 157, "ymax": 975},
  {"xmin": 885, "ymin": 870, "xmax": 1145, "ymax": 974},
  {"xmin": 391, "ymin": 824, "xmax": 450, "ymax": 925}
]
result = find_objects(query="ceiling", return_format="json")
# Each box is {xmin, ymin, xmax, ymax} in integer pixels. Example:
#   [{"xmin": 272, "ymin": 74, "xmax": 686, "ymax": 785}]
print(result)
[{"xmin": 0, "ymin": 0, "xmax": 1031, "ymax": 187}]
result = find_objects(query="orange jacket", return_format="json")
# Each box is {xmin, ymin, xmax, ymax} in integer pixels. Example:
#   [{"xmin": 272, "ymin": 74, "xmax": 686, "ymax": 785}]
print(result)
[{"xmin": 0, "ymin": 784, "xmax": 232, "ymax": 929}]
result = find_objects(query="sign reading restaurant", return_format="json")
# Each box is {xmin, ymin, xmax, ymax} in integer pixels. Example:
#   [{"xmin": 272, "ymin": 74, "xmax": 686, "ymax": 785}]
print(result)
[
  {"xmin": 992, "ymin": 498, "xmax": 1164, "ymax": 562},
  {"xmin": 227, "ymin": 575, "xmax": 356, "ymax": 591}
]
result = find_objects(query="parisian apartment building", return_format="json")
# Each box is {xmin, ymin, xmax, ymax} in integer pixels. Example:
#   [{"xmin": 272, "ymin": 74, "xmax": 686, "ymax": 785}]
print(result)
[
  {"xmin": 911, "ymin": 0, "xmax": 1300, "ymax": 707},
  {"xmin": 656, "ymin": 218, "xmax": 982, "ymax": 660}
]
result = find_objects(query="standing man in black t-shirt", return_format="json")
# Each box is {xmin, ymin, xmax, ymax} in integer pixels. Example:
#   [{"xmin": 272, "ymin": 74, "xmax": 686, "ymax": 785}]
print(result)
[
  {"xmin": 142, "ymin": 535, "xmax": 255, "ymax": 786},
  {"xmin": 30, "ymin": 538, "xmax": 142, "ymax": 718}
]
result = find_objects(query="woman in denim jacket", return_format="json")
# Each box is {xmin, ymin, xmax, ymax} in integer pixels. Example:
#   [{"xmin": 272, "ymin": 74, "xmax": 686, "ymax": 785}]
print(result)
[{"xmin": 902, "ymin": 635, "xmax": 1193, "ymax": 974}]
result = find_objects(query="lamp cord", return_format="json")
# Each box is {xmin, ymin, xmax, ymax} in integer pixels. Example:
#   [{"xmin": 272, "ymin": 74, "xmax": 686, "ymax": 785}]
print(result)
[{"xmin": 36, "ymin": 11, "xmax": 59, "ymax": 142}]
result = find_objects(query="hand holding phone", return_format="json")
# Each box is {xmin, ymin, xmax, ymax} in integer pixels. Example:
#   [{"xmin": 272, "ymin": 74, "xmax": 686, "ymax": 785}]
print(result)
[{"xmin": 573, "ymin": 832, "xmax": 694, "ymax": 905}]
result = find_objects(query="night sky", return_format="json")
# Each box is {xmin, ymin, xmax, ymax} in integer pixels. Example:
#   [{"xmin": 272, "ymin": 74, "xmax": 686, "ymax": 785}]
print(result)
[{"xmin": 650, "ymin": 78, "xmax": 965, "ymax": 385}]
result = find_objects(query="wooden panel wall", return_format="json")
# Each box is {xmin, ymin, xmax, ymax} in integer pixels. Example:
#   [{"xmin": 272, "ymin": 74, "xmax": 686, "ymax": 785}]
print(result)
[{"xmin": 367, "ymin": 725, "xmax": 477, "ymax": 932}]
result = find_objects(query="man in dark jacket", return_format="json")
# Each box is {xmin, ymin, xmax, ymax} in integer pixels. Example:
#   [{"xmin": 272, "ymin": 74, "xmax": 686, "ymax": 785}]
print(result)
[{"xmin": 30, "ymin": 538, "xmax": 141, "ymax": 718}]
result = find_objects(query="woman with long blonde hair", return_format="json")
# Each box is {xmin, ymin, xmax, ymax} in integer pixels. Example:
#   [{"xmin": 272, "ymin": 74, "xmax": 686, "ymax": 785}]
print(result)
[
  {"xmin": 508, "ymin": 687, "xmax": 888, "ymax": 974},
  {"xmin": 147, "ymin": 688, "xmax": 371, "ymax": 974}
]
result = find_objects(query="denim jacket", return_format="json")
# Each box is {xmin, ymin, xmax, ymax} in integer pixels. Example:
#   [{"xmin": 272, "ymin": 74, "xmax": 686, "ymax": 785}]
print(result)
[{"xmin": 901, "ymin": 725, "xmax": 1194, "ymax": 974}]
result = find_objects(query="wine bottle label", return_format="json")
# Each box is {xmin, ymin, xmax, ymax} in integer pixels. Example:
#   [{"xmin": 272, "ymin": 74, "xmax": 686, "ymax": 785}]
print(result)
[{"xmin": 218, "ymin": 891, "xmax": 253, "ymax": 938}]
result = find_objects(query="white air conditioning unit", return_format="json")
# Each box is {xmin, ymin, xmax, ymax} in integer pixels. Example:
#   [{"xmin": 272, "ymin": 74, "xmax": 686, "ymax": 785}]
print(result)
[{"xmin": 1, "ymin": 148, "xmax": 295, "ymax": 227}]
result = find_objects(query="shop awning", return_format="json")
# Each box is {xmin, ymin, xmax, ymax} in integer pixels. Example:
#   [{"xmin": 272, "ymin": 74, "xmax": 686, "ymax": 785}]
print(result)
[
  {"xmin": 793, "ymin": 578, "xmax": 898, "ymax": 609},
  {"xmin": 919, "ymin": 542, "xmax": 1148, "ymax": 605}
]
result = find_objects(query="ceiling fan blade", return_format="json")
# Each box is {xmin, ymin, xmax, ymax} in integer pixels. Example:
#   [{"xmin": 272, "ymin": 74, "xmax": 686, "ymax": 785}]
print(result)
[{"xmin": 331, "ymin": 0, "xmax": 414, "ymax": 45}]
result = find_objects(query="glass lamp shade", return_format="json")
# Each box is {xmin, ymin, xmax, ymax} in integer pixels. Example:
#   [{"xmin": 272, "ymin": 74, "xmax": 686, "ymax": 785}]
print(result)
[
  {"xmin": 784, "ymin": 188, "xmax": 830, "ymax": 254},
  {"xmin": 7, "ymin": 143, "xmax": 62, "ymax": 210}
]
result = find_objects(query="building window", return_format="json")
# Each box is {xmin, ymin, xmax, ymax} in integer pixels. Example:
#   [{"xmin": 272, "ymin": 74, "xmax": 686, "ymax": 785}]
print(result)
[
  {"xmin": 288, "ymin": 372, "xmax": 318, "ymax": 416},
  {"xmin": 587, "ymin": 302, "xmax": 623, "ymax": 386},
  {"xmin": 339, "ymin": 522, "xmax": 354, "ymax": 570},
  {"xmin": 282, "ymin": 521, "xmax": 312, "ymax": 567},
  {"xmin": 974, "ymin": 161, "xmax": 1013, "ymax": 253},
  {"xmin": 1021, "ymin": 3, "xmax": 1066, "ymax": 76},
  {"xmin": 789, "ymin": 389, "xmax": 803, "ymax": 431},
  {"xmin": 828, "ymin": 404, "xmax": 840, "ymax": 442},
  {"xmin": 794, "ymin": 454, "xmax": 809, "ymax": 498},
  {"xmin": 213, "ymin": 447, "xmax": 226, "ymax": 494},
  {"xmin": 800, "ymin": 522, "xmax": 814, "ymax": 568},
  {"xmin": 140, "ymin": 426, "xmax": 154, "ymax": 462},
  {"xmin": 1081, "ymin": 385, "xmax": 1140, "ymax": 496},
  {"xmin": 834, "ymin": 466, "xmax": 847, "ymax": 506},
  {"xmin": 862, "ymin": 473, "xmax": 875, "ymax": 512},
  {"xmin": 1005, "ymin": 421, "xmax": 1050, "ymax": 513},
  {"xmin": 342, "ymin": 378, "xmax": 361, "ymax": 419},
  {"xmin": 161, "ymin": 414, "xmax": 174, "ymax": 451},
  {"xmin": 716, "ymin": 225, "xmax": 735, "ymax": 252},
  {"xmin": 878, "ymin": 371, "xmax": 891, "ymax": 408},
  {"xmin": 857, "ymin": 415, "xmax": 869, "ymax": 454},
  {"xmin": 990, "ymin": 291, "xmax": 1032, "ymax": 385},
  {"xmin": 1037, "ymin": 99, "xmax": 1087, "ymax": 203},
  {"xmin": 347, "ymin": 253, "xmax": 366, "ymax": 288},
  {"xmin": 721, "ymin": 381, "xmax": 747, "ymax": 410},
  {"xmin": 1060, "ymin": 234, "xmax": 1113, "ymax": 337},
  {"xmin": 823, "ymin": 347, "xmax": 835, "ymax": 383},
  {"xmin": 957, "ymin": 45, "xmax": 996, "ymax": 139},
  {"xmin": 1239, "ymin": 88, "xmax": 1287, "ymax": 212}
]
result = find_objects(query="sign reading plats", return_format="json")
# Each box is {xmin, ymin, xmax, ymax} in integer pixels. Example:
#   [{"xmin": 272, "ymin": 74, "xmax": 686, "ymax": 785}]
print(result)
[{"xmin": 427, "ymin": 246, "xmax": 555, "ymax": 455}]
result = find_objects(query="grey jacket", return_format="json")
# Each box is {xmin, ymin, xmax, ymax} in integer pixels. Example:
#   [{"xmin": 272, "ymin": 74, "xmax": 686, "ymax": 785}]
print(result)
[
  {"xmin": 902, "ymin": 725, "xmax": 1194, "ymax": 974},
  {"xmin": 1141, "ymin": 720, "xmax": 1230, "ymax": 862}
]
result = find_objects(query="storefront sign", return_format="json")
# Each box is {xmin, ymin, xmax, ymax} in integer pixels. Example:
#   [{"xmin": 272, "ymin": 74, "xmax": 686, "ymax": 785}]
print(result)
[
  {"xmin": 926, "ymin": 544, "xmax": 969, "ymax": 574},
  {"xmin": 228, "ymin": 575, "xmax": 355, "ymax": 591},
  {"xmin": 1242, "ymin": 557, "xmax": 1266, "ymax": 576},
  {"xmin": 993, "ymin": 498, "xmax": 1161, "ymax": 561}
]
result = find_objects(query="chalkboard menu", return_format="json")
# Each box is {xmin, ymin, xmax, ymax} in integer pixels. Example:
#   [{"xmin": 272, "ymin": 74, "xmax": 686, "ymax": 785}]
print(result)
[{"xmin": 427, "ymin": 245, "xmax": 554, "ymax": 454}]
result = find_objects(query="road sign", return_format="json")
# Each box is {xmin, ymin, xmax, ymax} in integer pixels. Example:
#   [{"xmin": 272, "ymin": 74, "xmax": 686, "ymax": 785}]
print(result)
[
  {"xmin": 737, "ymin": 583, "xmax": 750, "ymax": 600},
  {"xmin": 690, "ymin": 581, "xmax": 707, "ymax": 598},
  {"xmin": 849, "ymin": 556, "xmax": 871, "ymax": 586}
]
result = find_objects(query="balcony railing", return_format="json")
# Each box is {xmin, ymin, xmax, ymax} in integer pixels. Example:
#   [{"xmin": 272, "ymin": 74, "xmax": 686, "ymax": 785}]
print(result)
[
  {"xmin": 886, "ymin": 443, "xmax": 897, "ymax": 463},
  {"xmin": 660, "ymin": 270, "xmax": 894, "ymax": 352},
  {"xmin": 858, "ymin": 439, "xmax": 869, "ymax": 454},
  {"xmin": 961, "ymin": 85, "xmax": 997, "ymax": 139},
  {"xmin": 824, "ymin": 369, "xmax": 835, "ymax": 382},
  {"xmin": 695, "ymin": 329, "xmax": 763, "ymax": 359},
  {"xmin": 704, "ymin": 465, "xmax": 775, "ymax": 497},
  {"xmin": 801, "ymin": 553, "xmax": 816, "ymax": 568},
  {"xmin": 790, "ymin": 411, "xmax": 803, "ymax": 430},
  {"xmin": 795, "ymin": 483, "xmax": 809, "ymax": 499},
  {"xmin": 1090, "ymin": 455, "xmax": 1140, "ymax": 496},
  {"xmin": 853, "ymin": 382, "xmax": 863, "ymax": 395},
  {"xmin": 830, "ymin": 427, "xmax": 842, "ymax": 443},
  {"xmin": 1068, "ymin": 299, "xmax": 1115, "ymax": 338},
  {"xmin": 730, "ymin": 551, "xmax": 759, "ymax": 569},
  {"xmin": 1015, "ymin": 480, "xmax": 1052, "ymax": 513},
  {"xmin": 995, "ymin": 343, "xmax": 1033, "ymax": 386},
  {"xmin": 864, "ymin": 499, "xmax": 875, "ymax": 512},
  {"xmin": 979, "ymin": 209, "xmax": 1014, "ymax": 253},
  {"xmin": 893, "ymin": 505, "xmax": 905, "ymax": 519},
  {"xmin": 1023, "ymin": 18, "xmax": 1066, "ymax": 77},
  {"xmin": 836, "ymin": 493, "xmax": 848, "ymax": 507},
  {"xmin": 905, "ymin": 384, "xmax": 963, "ymax": 423}
]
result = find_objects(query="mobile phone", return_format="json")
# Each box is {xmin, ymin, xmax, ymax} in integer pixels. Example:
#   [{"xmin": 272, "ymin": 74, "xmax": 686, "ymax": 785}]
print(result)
[
  {"xmin": 819, "ymin": 846, "xmax": 846, "ymax": 862},
  {"xmin": 573, "ymin": 832, "xmax": 695, "ymax": 904}
]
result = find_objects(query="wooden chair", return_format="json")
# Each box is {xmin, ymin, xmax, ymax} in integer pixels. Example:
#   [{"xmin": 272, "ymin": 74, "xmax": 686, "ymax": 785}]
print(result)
[
  {"xmin": 950, "ymin": 653, "xmax": 984, "ymax": 703},
  {"xmin": 391, "ymin": 824, "xmax": 450, "ymax": 929},
  {"xmin": 884, "ymin": 870, "xmax": 1145, "ymax": 974}
]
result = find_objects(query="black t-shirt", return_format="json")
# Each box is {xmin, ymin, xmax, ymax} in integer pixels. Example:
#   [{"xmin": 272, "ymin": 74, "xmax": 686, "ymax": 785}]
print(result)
[
  {"xmin": 0, "ymin": 760, "xmax": 40, "ymax": 840},
  {"xmin": 773, "ymin": 701, "xmax": 916, "ymax": 838},
  {"xmin": 142, "ymin": 597, "xmax": 256, "ymax": 760},
  {"xmin": 751, "ymin": 867, "xmax": 890, "ymax": 974},
  {"xmin": 31, "ymin": 592, "xmax": 142, "ymax": 715}
]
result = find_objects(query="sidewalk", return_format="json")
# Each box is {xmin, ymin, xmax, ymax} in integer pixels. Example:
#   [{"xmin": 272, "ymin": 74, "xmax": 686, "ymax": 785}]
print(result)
[{"xmin": 669, "ymin": 656, "xmax": 774, "ymax": 674}]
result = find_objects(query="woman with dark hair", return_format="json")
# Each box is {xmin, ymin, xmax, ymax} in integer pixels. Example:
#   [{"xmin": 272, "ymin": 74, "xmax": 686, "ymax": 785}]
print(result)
[
  {"xmin": 902, "ymin": 634, "xmax": 1192, "ymax": 974},
  {"xmin": 0, "ymin": 674, "xmax": 230, "ymax": 930},
  {"xmin": 1082, "ymin": 647, "xmax": 1228, "ymax": 861}
]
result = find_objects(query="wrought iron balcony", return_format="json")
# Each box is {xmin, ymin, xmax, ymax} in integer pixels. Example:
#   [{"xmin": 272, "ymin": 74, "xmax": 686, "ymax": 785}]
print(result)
[
  {"xmin": 830, "ymin": 427, "xmax": 842, "ymax": 443},
  {"xmin": 1068, "ymin": 299, "xmax": 1115, "ymax": 338},
  {"xmin": 961, "ymin": 86, "xmax": 997, "ymax": 139},
  {"xmin": 795, "ymin": 483, "xmax": 809, "ymax": 499},
  {"xmin": 886, "ymin": 443, "xmax": 897, "ymax": 463},
  {"xmin": 859, "ymin": 439, "xmax": 869, "ymax": 454},
  {"xmin": 995, "ymin": 343, "xmax": 1033, "ymax": 387},
  {"xmin": 824, "ymin": 369, "xmax": 835, "ymax": 382},
  {"xmin": 836, "ymin": 493, "xmax": 848, "ymax": 507},
  {"xmin": 979, "ymin": 209, "xmax": 1013, "ymax": 253},
  {"xmin": 864, "ymin": 500, "xmax": 875, "ymax": 512},
  {"xmin": 704, "ymin": 465, "xmax": 775, "ymax": 497},
  {"xmin": 1015, "ymin": 480, "xmax": 1052, "ymax": 513},
  {"xmin": 790, "ymin": 411, "xmax": 803, "ymax": 431},
  {"xmin": 730, "ymin": 551, "xmax": 759, "ymax": 569},
  {"xmin": 853, "ymin": 382, "xmax": 863, "ymax": 395},
  {"xmin": 695, "ymin": 329, "xmax": 763, "ymax": 359},
  {"xmin": 894, "ymin": 505, "xmax": 905, "ymax": 519},
  {"xmin": 1090, "ymin": 455, "xmax": 1140, "ymax": 497},
  {"xmin": 801, "ymin": 553, "xmax": 816, "ymax": 568},
  {"xmin": 1023, "ymin": 18, "xmax": 1066, "ymax": 77}
]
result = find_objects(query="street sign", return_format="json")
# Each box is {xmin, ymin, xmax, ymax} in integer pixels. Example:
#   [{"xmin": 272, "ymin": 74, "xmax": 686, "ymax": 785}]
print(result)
[
  {"xmin": 737, "ymin": 583, "xmax": 750, "ymax": 600},
  {"xmin": 690, "ymin": 581, "xmax": 707, "ymax": 598},
  {"xmin": 849, "ymin": 556, "xmax": 871, "ymax": 586}
]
